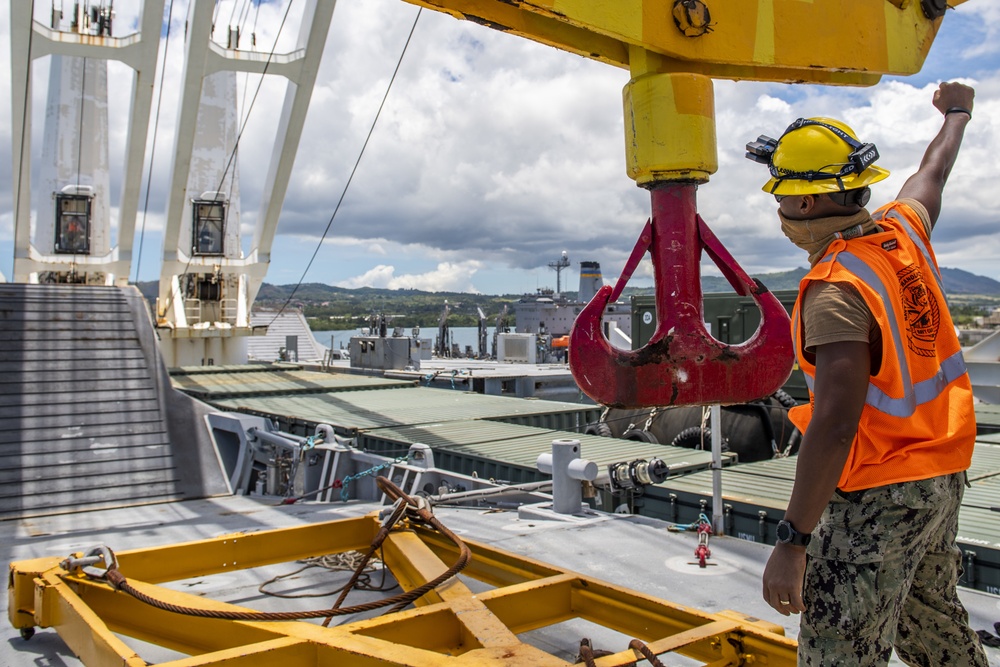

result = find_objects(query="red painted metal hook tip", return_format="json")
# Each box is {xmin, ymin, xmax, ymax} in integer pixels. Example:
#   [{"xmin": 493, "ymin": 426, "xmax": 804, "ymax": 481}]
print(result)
[{"xmin": 569, "ymin": 185, "xmax": 793, "ymax": 408}]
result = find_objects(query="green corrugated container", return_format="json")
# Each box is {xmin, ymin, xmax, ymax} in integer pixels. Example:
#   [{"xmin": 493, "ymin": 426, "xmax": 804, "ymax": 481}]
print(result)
[
  {"xmin": 630, "ymin": 291, "xmax": 807, "ymax": 401},
  {"xmin": 171, "ymin": 367, "xmax": 414, "ymax": 399},
  {"xmin": 357, "ymin": 420, "xmax": 719, "ymax": 485},
  {"xmin": 213, "ymin": 386, "xmax": 602, "ymax": 436}
]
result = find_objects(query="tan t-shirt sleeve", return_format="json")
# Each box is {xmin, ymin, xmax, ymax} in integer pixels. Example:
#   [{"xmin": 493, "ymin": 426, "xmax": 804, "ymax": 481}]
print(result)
[
  {"xmin": 895, "ymin": 198, "xmax": 933, "ymax": 238},
  {"xmin": 801, "ymin": 281, "xmax": 874, "ymax": 353}
]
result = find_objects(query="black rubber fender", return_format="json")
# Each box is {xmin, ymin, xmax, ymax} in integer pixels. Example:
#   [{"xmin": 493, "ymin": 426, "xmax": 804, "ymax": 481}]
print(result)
[
  {"xmin": 621, "ymin": 428, "xmax": 659, "ymax": 444},
  {"xmin": 671, "ymin": 425, "xmax": 728, "ymax": 451},
  {"xmin": 584, "ymin": 422, "xmax": 613, "ymax": 438},
  {"xmin": 672, "ymin": 425, "xmax": 707, "ymax": 449}
]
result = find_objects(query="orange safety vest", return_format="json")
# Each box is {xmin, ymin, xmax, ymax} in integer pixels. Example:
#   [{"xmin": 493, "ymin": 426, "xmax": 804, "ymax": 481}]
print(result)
[{"xmin": 788, "ymin": 201, "xmax": 976, "ymax": 492}]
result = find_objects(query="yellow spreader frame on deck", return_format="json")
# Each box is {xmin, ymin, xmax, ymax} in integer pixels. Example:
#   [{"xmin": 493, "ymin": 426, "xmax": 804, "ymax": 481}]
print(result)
[{"xmin": 10, "ymin": 511, "xmax": 797, "ymax": 666}]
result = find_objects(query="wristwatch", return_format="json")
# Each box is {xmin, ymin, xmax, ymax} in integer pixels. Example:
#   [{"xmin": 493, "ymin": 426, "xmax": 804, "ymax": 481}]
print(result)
[{"xmin": 775, "ymin": 519, "xmax": 812, "ymax": 547}]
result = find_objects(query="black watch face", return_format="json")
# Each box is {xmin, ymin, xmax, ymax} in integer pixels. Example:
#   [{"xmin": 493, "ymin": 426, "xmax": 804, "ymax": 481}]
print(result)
[{"xmin": 776, "ymin": 521, "xmax": 792, "ymax": 542}]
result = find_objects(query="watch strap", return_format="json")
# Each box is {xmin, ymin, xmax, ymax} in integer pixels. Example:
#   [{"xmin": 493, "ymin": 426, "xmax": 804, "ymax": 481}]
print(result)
[{"xmin": 777, "ymin": 519, "xmax": 812, "ymax": 547}]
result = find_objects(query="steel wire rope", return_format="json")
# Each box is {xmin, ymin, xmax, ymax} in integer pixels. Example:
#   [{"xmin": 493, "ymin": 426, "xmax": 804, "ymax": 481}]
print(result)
[
  {"xmin": 96, "ymin": 477, "xmax": 471, "ymax": 622},
  {"xmin": 132, "ymin": 0, "xmax": 176, "ymax": 284},
  {"xmin": 264, "ymin": 7, "xmax": 423, "ymax": 328},
  {"xmin": 627, "ymin": 639, "xmax": 667, "ymax": 667},
  {"xmin": 227, "ymin": 0, "xmax": 243, "ymax": 30},
  {"xmin": 12, "ymin": 0, "xmax": 37, "ymax": 281},
  {"xmin": 158, "ymin": 0, "xmax": 295, "ymax": 321},
  {"xmin": 228, "ymin": 0, "xmax": 262, "ymax": 267},
  {"xmin": 248, "ymin": 0, "xmax": 262, "ymax": 46},
  {"xmin": 211, "ymin": 0, "xmax": 222, "ymax": 33},
  {"xmin": 320, "ymin": 495, "xmax": 408, "ymax": 626},
  {"xmin": 257, "ymin": 550, "xmax": 397, "ymax": 599},
  {"xmin": 236, "ymin": 0, "xmax": 255, "ymax": 38},
  {"xmin": 66, "ymin": 55, "xmax": 88, "ymax": 271},
  {"xmin": 74, "ymin": 57, "xmax": 86, "ymax": 192}
]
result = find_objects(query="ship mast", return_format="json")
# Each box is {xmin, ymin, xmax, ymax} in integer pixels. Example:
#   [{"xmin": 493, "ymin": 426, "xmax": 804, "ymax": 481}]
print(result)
[{"xmin": 547, "ymin": 251, "xmax": 570, "ymax": 296}]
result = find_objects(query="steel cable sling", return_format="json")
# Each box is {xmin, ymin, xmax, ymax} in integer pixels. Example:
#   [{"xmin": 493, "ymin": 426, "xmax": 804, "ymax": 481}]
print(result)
[{"xmin": 93, "ymin": 478, "xmax": 470, "ymax": 622}]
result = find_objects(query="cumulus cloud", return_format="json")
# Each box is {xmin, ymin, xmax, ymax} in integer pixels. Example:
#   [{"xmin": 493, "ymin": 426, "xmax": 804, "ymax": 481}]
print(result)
[
  {"xmin": 337, "ymin": 260, "xmax": 482, "ymax": 292},
  {"xmin": 2, "ymin": 1, "xmax": 1000, "ymax": 289}
]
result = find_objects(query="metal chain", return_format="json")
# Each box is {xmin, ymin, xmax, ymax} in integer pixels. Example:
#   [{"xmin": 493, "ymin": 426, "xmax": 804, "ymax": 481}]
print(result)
[{"xmin": 340, "ymin": 457, "xmax": 407, "ymax": 502}]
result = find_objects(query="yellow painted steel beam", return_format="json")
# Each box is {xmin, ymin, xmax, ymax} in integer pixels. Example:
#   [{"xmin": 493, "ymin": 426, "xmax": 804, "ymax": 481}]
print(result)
[
  {"xmin": 380, "ymin": 529, "xmax": 473, "ymax": 606},
  {"xmin": 65, "ymin": 577, "xmax": 286, "ymax": 656},
  {"xmin": 9, "ymin": 512, "xmax": 799, "ymax": 665},
  {"xmin": 112, "ymin": 515, "xmax": 376, "ymax": 584},
  {"xmin": 160, "ymin": 639, "xmax": 318, "ymax": 667},
  {"xmin": 33, "ymin": 570, "xmax": 148, "ymax": 666},
  {"xmin": 399, "ymin": 0, "xmax": 967, "ymax": 183},
  {"xmin": 401, "ymin": 0, "xmax": 945, "ymax": 84},
  {"xmin": 414, "ymin": 525, "xmax": 564, "ymax": 586}
]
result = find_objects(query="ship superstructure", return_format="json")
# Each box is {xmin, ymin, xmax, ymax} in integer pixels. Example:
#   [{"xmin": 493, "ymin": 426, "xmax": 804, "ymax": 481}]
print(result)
[{"xmin": 515, "ymin": 259, "xmax": 632, "ymax": 340}]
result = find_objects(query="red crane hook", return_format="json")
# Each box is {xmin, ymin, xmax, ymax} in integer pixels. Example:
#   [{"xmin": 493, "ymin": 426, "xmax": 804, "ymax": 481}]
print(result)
[{"xmin": 569, "ymin": 184, "xmax": 793, "ymax": 408}]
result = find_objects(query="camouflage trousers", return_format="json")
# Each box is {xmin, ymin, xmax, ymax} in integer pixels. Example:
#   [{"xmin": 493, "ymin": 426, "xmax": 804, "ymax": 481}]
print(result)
[{"xmin": 798, "ymin": 472, "xmax": 990, "ymax": 666}]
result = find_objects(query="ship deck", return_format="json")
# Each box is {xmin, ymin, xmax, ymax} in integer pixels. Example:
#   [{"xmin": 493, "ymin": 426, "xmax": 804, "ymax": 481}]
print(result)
[{"xmin": 4, "ymin": 494, "xmax": 999, "ymax": 665}]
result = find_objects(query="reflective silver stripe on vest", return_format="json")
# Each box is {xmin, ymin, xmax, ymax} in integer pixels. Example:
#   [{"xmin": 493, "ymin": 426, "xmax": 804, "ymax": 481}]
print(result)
[
  {"xmin": 836, "ymin": 250, "xmax": 967, "ymax": 418},
  {"xmin": 791, "ymin": 305, "xmax": 815, "ymax": 393},
  {"xmin": 878, "ymin": 209, "xmax": 945, "ymax": 290}
]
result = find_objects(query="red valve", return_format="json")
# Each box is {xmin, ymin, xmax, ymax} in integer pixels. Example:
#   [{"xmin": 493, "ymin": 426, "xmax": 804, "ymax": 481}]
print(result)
[
  {"xmin": 695, "ymin": 521, "xmax": 712, "ymax": 568},
  {"xmin": 569, "ymin": 183, "xmax": 793, "ymax": 408}
]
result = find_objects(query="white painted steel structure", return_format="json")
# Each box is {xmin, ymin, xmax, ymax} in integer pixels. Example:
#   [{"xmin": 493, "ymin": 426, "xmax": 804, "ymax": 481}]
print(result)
[
  {"xmin": 9, "ymin": 1, "xmax": 166, "ymax": 284},
  {"xmin": 156, "ymin": 0, "xmax": 337, "ymax": 368}
]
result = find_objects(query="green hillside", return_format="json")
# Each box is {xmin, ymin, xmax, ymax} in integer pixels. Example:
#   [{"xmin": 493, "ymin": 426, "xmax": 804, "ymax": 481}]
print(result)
[{"xmin": 133, "ymin": 266, "xmax": 1000, "ymax": 330}]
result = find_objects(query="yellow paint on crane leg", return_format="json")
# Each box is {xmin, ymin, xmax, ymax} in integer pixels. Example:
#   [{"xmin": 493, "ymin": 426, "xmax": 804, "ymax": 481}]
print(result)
[{"xmin": 623, "ymin": 68, "xmax": 717, "ymax": 186}]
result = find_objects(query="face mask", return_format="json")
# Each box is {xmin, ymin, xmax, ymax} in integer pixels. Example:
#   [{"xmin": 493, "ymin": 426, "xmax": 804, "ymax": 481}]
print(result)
[{"xmin": 778, "ymin": 208, "xmax": 878, "ymax": 265}]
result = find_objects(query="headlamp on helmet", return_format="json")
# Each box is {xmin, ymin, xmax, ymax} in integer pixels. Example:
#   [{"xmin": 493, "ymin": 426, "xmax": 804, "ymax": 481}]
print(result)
[
  {"xmin": 745, "ymin": 135, "xmax": 779, "ymax": 165},
  {"xmin": 746, "ymin": 116, "xmax": 890, "ymax": 196}
]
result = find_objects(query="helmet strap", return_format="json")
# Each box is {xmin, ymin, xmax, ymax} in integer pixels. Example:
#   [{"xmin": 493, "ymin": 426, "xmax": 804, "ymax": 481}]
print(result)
[{"xmin": 770, "ymin": 119, "xmax": 881, "ymax": 180}]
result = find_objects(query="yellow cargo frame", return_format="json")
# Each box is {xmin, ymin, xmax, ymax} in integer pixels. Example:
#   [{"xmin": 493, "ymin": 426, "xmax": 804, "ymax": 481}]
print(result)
[{"xmin": 10, "ymin": 512, "xmax": 797, "ymax": 666}]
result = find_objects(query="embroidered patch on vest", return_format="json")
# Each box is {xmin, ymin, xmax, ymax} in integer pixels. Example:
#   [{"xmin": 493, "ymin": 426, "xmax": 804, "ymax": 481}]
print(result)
[
  {"xmin": 897, "ymin": 265, "xmax": 939, "ymax": 357},
  {"xmin": 881, "ymin": 239, "xmax": 897, "ymax": 252}
]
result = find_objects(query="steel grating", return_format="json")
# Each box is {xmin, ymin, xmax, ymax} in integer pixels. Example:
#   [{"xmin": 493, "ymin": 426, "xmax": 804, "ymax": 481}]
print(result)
[{"xmin": 975, "ymin": 403, "xmax": 1000, "ymax": 435}]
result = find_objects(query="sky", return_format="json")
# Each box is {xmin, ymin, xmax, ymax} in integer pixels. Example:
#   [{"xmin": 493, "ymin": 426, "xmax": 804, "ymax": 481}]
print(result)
[{"xmin": 1, "ymin": 1, "xmax": 999, "ymax": 296}]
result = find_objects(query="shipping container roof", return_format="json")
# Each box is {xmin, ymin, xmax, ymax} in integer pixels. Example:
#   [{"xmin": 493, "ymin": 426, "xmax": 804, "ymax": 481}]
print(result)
[
  {"xmin": 171, "ymin": 367, "xmax": 414, "ymax": 399},
  {"xmin": 212, "ymin": 387, "xmax": 601, "ymax": 433},
  {"xmin": 358, "ymin": 419, "xmax": 724, "ymax": 479}
]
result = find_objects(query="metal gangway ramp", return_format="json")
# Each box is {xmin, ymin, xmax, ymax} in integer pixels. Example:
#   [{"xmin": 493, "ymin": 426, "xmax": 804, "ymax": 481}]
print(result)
[{"xmin": 0, "ymin": 284, "xmax": 229, "ymax": 519}]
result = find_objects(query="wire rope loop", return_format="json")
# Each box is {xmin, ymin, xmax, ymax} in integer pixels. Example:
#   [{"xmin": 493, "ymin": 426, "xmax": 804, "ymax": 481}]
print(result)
[{"xmin": 80, "ymin": 479, "xmax": 473, "ymax": 623}]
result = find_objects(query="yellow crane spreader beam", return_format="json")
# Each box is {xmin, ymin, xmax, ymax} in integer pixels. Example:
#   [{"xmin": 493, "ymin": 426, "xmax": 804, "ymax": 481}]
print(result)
[
  {"xmin": 9, "ymin": 513, "xmax": 799, "ymax": 666},
  {"xmin": 402, "ymin": 0, "xmax": 968, "ymax": 85}
]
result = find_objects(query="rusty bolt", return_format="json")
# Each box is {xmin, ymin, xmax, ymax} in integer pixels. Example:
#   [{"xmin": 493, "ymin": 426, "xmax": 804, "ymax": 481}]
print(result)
[{"xmin": 672, "ymin": 0, "xmax": 712, "ymax": 37}]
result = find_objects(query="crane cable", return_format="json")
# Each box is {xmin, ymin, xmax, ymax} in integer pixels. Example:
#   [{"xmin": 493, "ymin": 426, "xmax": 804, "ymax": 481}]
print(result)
[
  {"xmin": 11, "ymin": 0, "xmax": 37, "ymax": 280},
  {"xmin": 266, "ymin": 7, "xmax": 423, "ymax": 327},
  {"xmin": 133, "ymin": 0, "xmax": 176, "ymax": 284},
  {"xmin": 158, "ymin": 0, "xmax": 294, "ymax": 321}
]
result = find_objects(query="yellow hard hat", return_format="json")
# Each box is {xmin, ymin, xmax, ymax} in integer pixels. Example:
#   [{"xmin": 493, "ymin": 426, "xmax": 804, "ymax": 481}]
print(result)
[{"xmin": 755, "ymin": 117, "xmax": 890, "ymax": 196}]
